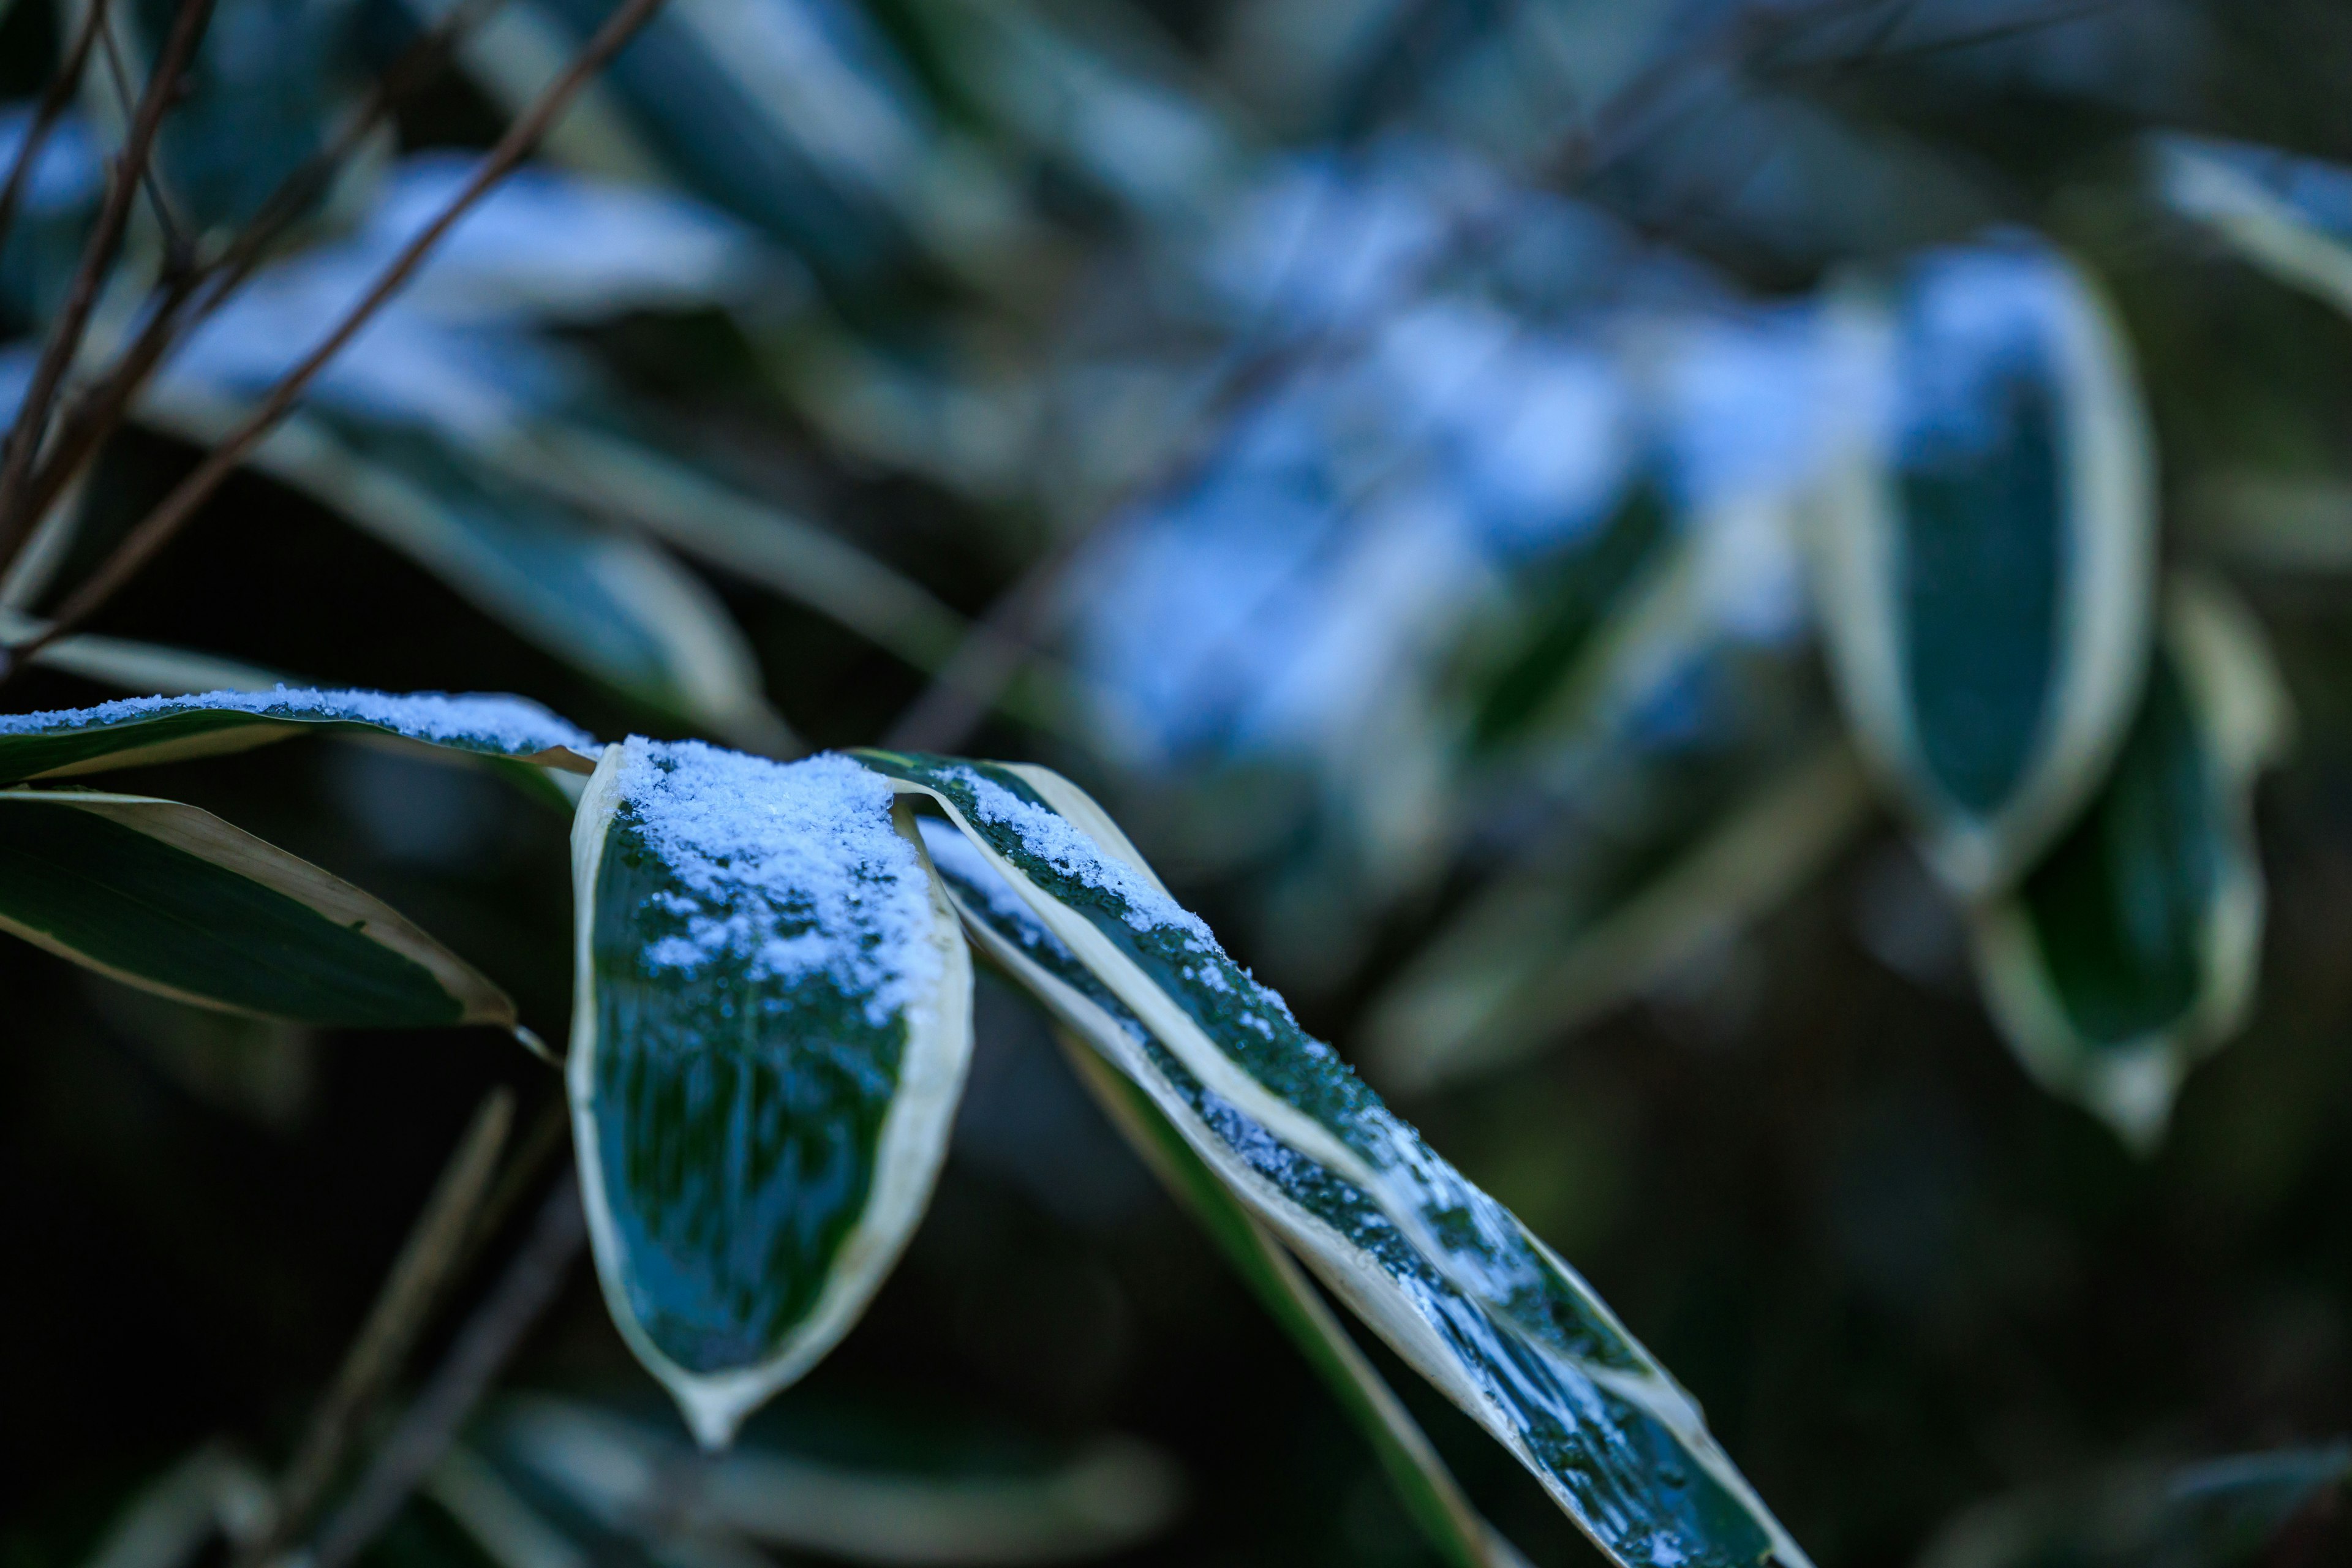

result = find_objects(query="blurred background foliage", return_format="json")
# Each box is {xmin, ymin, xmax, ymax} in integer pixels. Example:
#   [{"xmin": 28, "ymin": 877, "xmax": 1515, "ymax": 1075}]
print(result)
[{"xmin": 6, "ymin": 0, "xmax": 2352, "ymax": 1562}]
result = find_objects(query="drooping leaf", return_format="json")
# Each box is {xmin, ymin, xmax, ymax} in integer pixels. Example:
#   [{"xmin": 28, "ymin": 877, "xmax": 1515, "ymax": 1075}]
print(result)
[
  {"xmin": 1917, "ymin": 1443, "xmax": 2351, "ymax": 1568},
  {"xmin": 1045, "ymin": 1010, "xmax": 1526, "ymax": 1568},
  {"xmin": 567, "ymin": 739, "xmax": 974, "ymax": 1447},
  {"xmin": 0, "ymin": 686, "xmax": 597, "ymax": 783},
  {"xmin": 0, "ymin": 790, "xmax": 514, "ymax": 1027},
  {"xmin": 1970, "ymin": 575, "xmax": 2291, "ymax": 1151},
  {"xmin": 1365, "ymin": 737, "xmax": 1872, "ymax": 1091},
  {"xmin": 457, "ymin": 1393, "xmax": 1184, "ymax": 1566},
  {"xmin": 1811, "ymin": 239, "xmax": 2157, "ymax": 898},
  {"xmin": 858, "ymin": 751, "xmax": 1811, "ymax": 1568}
]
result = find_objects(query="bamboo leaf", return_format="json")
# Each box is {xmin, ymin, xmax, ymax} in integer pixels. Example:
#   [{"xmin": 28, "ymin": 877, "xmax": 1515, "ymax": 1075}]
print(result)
[
  {"xmin": 2154, "ymin": 134, "xmax": 2352, "ymax": 320},
  {"xmin": 0, "ymin": 687, "xmax": 597, "ymax": 784},
  {"xmin": 1918, "ymin": 1443, "xmax": 2351, "ymax": 1568},
  {"xmin": 1365, "ymin": 738, "xmax": 1874, "ymax": 1092},
  {"xmin": 1811, "ymin": 240, "xmax": 2157, "ymax": 898},
  {"xmin": 1970, "ymin": 575, "xmax": 2291, "ymax": 1151},
  {"xmin": 0, "ymin": 791, "xmax": 515, "ymax": 1027},
  {"xmin": 858, "ymin": 751, "xmax": 1811, "ymax": 1568},
  {"xmin": 1049, "ymin": 1016, "xmax": 1527, "ymax": 1568},
  {"xmin": 567, "ymin": 739, "xmax": 974, "ymax": 1448}
]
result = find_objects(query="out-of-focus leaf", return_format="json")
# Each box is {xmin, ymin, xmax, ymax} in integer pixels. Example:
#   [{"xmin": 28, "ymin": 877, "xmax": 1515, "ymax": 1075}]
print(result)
[
  {"xmin": 0, "ymin": 789, "xmax": 514, "ymax": 1026},
  {"xmin": 1812, "ymin": 239, "xmax": 2157, "ymax": 899},
  {"xmin": 1046, "ymin": 1014, "xmax": 1524, "ymax": 1568},
  {"xmin": 856, "ymin": 751, "xmax": 1811, "ymax": 1568},
  {"xmin": 2180, "ymin": 471, "xmax": 2352, "ymax": 571},
  {"xmin": 0, "ymin": 686, "xmax": 595, "ymax": 782},
  {"xmin": 85, "ymin": 973, "xmax": 317, "ymax": 1129},
  {"xmin": 2154, "ymin": 134, "xmax": 2352, "ymax": 321},
  {"xmin": 1970, "ymin": 575, "xmax": 2291, "ymax": 1151},
  {"xmin": 0, "ymin": 608, "xmax": 287, "ymax": 696},
  {"xmin": 470, "ymin": 1393, "xmax": 1184, "ymax": 1566},
  {"xmin": 1366, "ymin": 737, "xmax": 1872, "ymax": 1091},
  {"xmin": 567, "ymin": 740, "xmax": 974, "ymax": 1447},
  {"xmin": 141, "ymin": 392, "xmax": 792, "ymax": 752},
  {"xmin": 1917, "ymin": 1443, "xmax": 2351, "ymax": 1568},
  {"xmin": 79, "ymin": 1444, "xmax": 273, "ymax": 1568}
]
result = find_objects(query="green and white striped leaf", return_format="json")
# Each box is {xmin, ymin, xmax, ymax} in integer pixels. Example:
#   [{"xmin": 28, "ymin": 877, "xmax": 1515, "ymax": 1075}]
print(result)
[
  {"xmin": 2154, "ymin": 134, "xmax": 2352, "ymax": 321},
  {"xmin": 1049, "ymin": 1023, "xmax": 1523, "ymax": 1568},
  {"xmin": 860, "ymin": 751, "xmax": 1809, "ymax": 1568},
  {"xmin": 1811, "ymin": 242, "xmax": 2157, "ymax": 899},
  {"xmin": 0, "ymin": 790, "xmax": 514, "ymax": 1027},
  {"xmin": 0, "ymin": 687, "xmax": 597, "ymax": 784},
  {"xmin": 567, "ymin": 739, "xmax": 974, "ymax": 1448},
  {"xmin": 1918, "ymin": 1442, "xmax": 2351, "ymax": 1568},
  {"xmin": 1365, "ymin": 738, "xmax": 1874, "ymax": 1093},
  {"xmin": 1970, "ymin": 576, "xmax": 2291, "ymax": 1151}
]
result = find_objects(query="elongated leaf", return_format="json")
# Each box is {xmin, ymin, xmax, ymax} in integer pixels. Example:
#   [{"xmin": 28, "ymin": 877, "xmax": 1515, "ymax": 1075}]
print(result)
[
  {"xmin": 0, "ymin": 687, "xmax": 597, "ymax": 783},
  {"xmin": 567, "ymin": 739, "xmax": 974, "ymax": 1447},
  {"xmin": 2154, "ymin": 134, "xmax": 2352, "ymax": 321},
  {"xmin": 1045, "ymin": 1012, "xmax": 1525, "ymax": 1568},
  {"xmin": 0, "ymin": 791, "xmax": 514, "ymax": 1027},
  {"xmin": 1365, "ymin": 737, "xmax": 1873, "ymax": 1091},
  {"xmin": 1918, "ymin": 1443, "xmax": 2351, "ymax": 1568},
  {"xmin": 1970, "ymin": 575, "xmax": 2291, "ymax": 1150},
  {"xmin": 1811, "ymin": 240, "xmax": 2157, "ymax": 898},
  {"xmin": 470, "ymin": 1393, "xmax": 1183, "ymax": 1566},
  {"xmin": 858, "ymin": 751, "xmax": 1810, "ymax": 1568},
  {"xmin": 81, "ymin": 1444, "xmax": 273, "ymax": 1568}
]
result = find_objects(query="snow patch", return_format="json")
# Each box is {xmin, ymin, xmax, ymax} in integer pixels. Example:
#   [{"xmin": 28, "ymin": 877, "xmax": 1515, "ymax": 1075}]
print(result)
[{"xmin": 0, "ymin": 685, "xmax": 595, "ymax": 755}]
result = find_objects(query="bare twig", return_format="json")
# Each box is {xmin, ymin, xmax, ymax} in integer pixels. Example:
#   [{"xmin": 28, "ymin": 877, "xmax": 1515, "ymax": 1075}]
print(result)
[
  {"xmin": 94, "ymin": 10, "xmax": 192, "ymax": 260},
  {"xmin": 0, "ymin": 0, "xmax": 113, "ymax": 262},
  {"xmin": 5, "ymin": 0, "xmax": 671, "ymax": 667},
  {"xmin": 0, "ymin": 0, "xmax": 213, "ymax": 558},
  {"xmin": 239, "ymin": 1090, "xmax": 514, "ymax": 1568},
  {"xmin": 306, "ymin": 1174, "xmax": 587, "ymax": 1568},
  {"xmin": 2, "ymin": 0, "xmax": 521, "ymax": 561}
]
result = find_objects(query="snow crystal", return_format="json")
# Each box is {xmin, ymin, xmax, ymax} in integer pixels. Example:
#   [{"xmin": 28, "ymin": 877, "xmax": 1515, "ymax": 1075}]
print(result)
[
  {"xmin": 948, "ymin": 767, "xmax": 1213, "ymax": 943},
  {"xmin": 916, "ymin": 815, "xmax": 1060, "ymax": 947},
  {"xmin": 614, "ymin": 742, "xmax": 940, "ymax": 1025},
  {"xmin": 0, "ymin": 685, "xmax": 596, "ymax": 755}
]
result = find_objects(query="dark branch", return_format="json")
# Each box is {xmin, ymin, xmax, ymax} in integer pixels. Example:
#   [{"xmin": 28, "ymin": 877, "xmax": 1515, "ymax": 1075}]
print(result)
[{"xmin": 0, "ymin": 0, "xmax": 113, "ymax": 262}]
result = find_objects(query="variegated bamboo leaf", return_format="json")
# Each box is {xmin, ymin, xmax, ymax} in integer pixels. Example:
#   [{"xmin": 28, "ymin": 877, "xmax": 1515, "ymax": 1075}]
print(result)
[
  {"xmin": 1970, "ymin": 575, "xmax": 2291, "ymax": 1152},
  {"xmin": 0, "ymin": 791, "xmax": 514, "ymax": 1027},
  {"xmin": 1918, "ymin": 1442, "xmax": 2350, "ymax": 1568},
  {"xmin": 567, "ymin": 739, "xmax": 974, "ymax": 1448},
  {"xmin": 2154, "ymin": 134, "xmax": 2352, "ymax": 321},
  {"xmin": 1811, "ymin": 240, "xmax": 2157, "ymax": 899},
  {"xmin": 1364, "ymin": 738, "xmax": 1874, "ymax": 1093},
  {"xmin": 1047, "ymin": 1018, "xmax": 1524, "ymax": 1568},
  {"xmin": 859, "ymin": 752, "xmax": 1809, "ymax": 1568},
  {"xmin": 0, "ymin": 687, "xmax": 597, "ymax": 783}
]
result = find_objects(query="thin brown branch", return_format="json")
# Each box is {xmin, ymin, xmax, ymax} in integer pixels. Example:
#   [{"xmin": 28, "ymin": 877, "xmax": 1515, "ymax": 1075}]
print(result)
[
  {"xmin": 306, "ymin": 1174, "xmax": 587, "ymax": 1568},
  {"xmin": 94, "ymin": 10, "xmax": 192, "ymax": 260},
  {"xmin": 5, "ymin": 0, "xmax": 671, "ymax": 668},
  {"xmin": 2, "ymin": 0, "xmax": 521, "ymax": 563},
  {"xmin": 239, "ymin": 1090, "xmax": 514, "ymax": 1568},
  {"xmin": 0, "ymin": 0, "xmax": 113, "ymax": 262},
  {"xmin": 0, "ymin": 0, "xmax": 211, "ymax": 559}
]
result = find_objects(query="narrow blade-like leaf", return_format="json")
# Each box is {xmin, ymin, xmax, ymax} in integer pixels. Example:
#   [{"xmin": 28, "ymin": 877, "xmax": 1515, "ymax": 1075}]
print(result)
[
  {"xmin": 858, "ymin": 751, "xmax": 1810, "ymax": 1568},
  {"xmin": 2154, "ymin": 133, "xmax": 2352, "ymax": 320},
  {"xmin": 0, "ymin": 687, "xmax": 598, "ymax": 783},
  {"xmin": 1811, "ymin": 239, "xmax": 2157, "ymax": 897},
  {"xmin": 0, "ymin": 791, "xmax": 514, "ymax": 1027},
  {"xmin": 567, "ymin": 739, "xmax": 973, "ymax": 1448},
  {"xmin": 1970, "ymin": 575, "xmax": 2291, "ymax": 1150}
]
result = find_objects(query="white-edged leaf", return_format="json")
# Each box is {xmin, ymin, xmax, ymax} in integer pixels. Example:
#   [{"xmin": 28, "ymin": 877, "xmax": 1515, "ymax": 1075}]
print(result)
[
  {"xmin": 0, "ymin": 790, "xmax": 516, "ymax": 1027},
  {"xmin": 2153, "ymin": 133, "xmax": 2352, "ymax": 320},
  {"xmin": 1969, "ymin": 574, "xmax": 2292, "ymax": 1151},
  {"xmin": 567, "ymin": 739, "xmax": 974, "ymax": 1447},
  {"xmin": 857, "ymin": 750, "xmax": 1811, "ymax": 1568},
  {"xmin": 1365, "ymin": 737, "xmax": 1873, "ymax": 1092},
  {"xmin": 1811, "ymin": 239, "xmax": 2157, "ymax": 899}
]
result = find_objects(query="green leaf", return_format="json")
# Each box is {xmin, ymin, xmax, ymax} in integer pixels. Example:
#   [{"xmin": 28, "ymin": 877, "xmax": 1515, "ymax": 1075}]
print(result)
[
  {"xmin": 461, "ymin": 1394, "xmax": 1184, "ymax": 1566},
  {"xmin": 0, "ymin": 790, "xmax": 514, "ymax": 1027},
  {"xmin": 1050, "ymin": 1021, "xmax": 1526, "ymax": 1568},
  {"xmin": 138, "ymin": 391, "xmax": 794, "ymax": 753},
  {"xmin": 0, "ymin": 687, "xmax": 597, "ymax": 784},
  {"xmin": 1363, "ymin": 738, "xmax": 1873, "ymax": 1092},
  {"xmin": 1970, "ymin": 575, "xmax": 2291, "ymax": 1150},
  {"xmin": 567, "ymin": 739, "xmax": 974, "ymax": 1447},
  {"xmin": 1811, "ymin": 242, "xmax": 2157, "ymax": 898},
  {"xmin": 1918, "ymin": 1443, "xmax": 2350, "ymax": 1568},
  {"xmin": 858, "ymin": 751, "xmax": 1811, "ymax": 1568}
]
